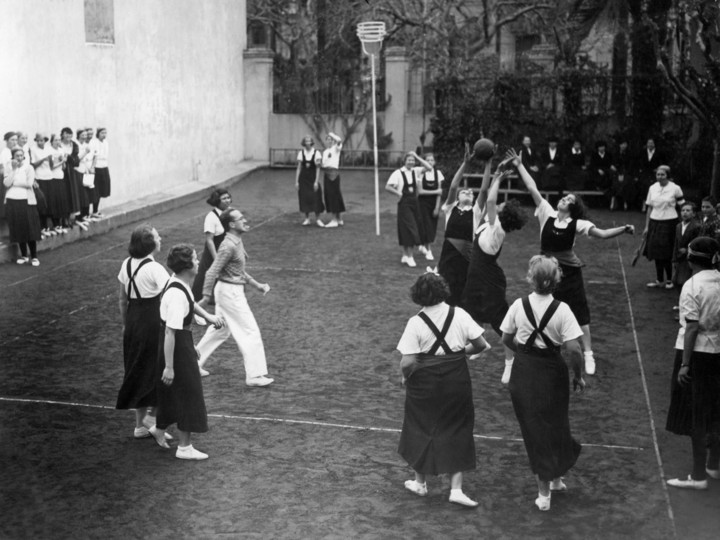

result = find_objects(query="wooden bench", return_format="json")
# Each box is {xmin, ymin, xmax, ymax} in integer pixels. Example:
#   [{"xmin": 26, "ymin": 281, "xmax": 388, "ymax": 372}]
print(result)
[{"xmin": 462, "ymin": 174, "xmax": 604, "ymax": 202}]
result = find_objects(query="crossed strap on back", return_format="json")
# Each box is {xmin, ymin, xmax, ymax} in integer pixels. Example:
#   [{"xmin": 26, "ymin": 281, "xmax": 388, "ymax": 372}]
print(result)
[
  {"xmin": 126, "ymin": 258, "xmax": 152, "ymax": 299},
  {"xmin": 161, "ymin": 281, "xmax": 195, "ymax": 327},
  {"xmin": 521, "ymin": 296, "xmax": 560, "ymax": 349},
  {"xmin": 417, "ymin": 306, "xmax": 455, "ymax": 355}
]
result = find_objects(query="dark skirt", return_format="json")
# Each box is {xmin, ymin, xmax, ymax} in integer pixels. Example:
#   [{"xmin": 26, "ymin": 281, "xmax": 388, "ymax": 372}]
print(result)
[
  {"xmin": 156, "ymin": 328, "xmax": 208, "ymax": 433},
  {"xmin": 509, "ymin": 347, "xmax": 581, "ymax": 481},
  {"xmin": 116, "ymin": 297, "xmax": 162, "ymax": 409},
  {"xmin": 66, "ymin": 167, "xmax": 90, "ymax": 212},
  {"xmin": 645, "ymin": 218, "xmax": 677, "ymax": 261},
  {"xmin": 665, "ymin": 349, "xmax": 693, "ymax": 436},
  {"xmin": 461, "ymin": 246, "xmax": 508, "ymax": 331},
  {"xmin": 4, "ymin": 198, "xmax": 42, "ymax": 243},
  {"xmin": 323, "ymin": 171, "xmax": 345, "ymax": 214},
  {"xmin": 438, "ymin": 239, "xmax": 471, "ymax": 306},
  {"xmin": 37, "ymin": 179, "xmax": 64, "ymax": 218},
  {"xmin": 298, "ymin": 168, "xmax": 324, "ymax": 214},
  {"xmin": 94, "ymin": 167, "xmax": 111, "ymax": 198},
  {"xmin": 397, "ymin": 195, "xmax": 422, "ymax": 247},
  {"xmin": 418, "ymin": 195, "xmax": 439, "ymax": 244},
  {"xmin": 673, "ymin": 259, "xmax": 693, "ymax": 288},
  {"xmin": 690, "ymin": 351, "xmax": 720, "ymax": 435},
  {"xmin": 399, "ymin": 356, "xmax": 475, "ymax": 475},
  {"xmin": 554, "ymin": 264, "xmax": 590, "ymax": 326},
  {"xmin": 54, "ymin": 177, "xmax": 72, "ymax": 218}
]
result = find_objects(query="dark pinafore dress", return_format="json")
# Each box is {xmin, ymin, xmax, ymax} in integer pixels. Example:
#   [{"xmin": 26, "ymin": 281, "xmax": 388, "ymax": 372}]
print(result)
[
  {"xmin": 396, "ymin": 170, "xmax": 423, "ymax": 247},
  {"xmin": 399, "ymin": 307, "xmax": 476, "ymax": 475},
  {"xmin": 418, "ymin": 169, "xmax": 440, "ymax": 244},
  {"xmin": 116, "ymin": 259, "xmax": 162, "ymax": 410},
  {"xmin": 191, "ymin": 210, "xmax": 225, "ymax": 302},
  {"xmin": 298, "ymin": 149, "xmax": 325, "ymax": 215},
  {"xmin": 461, "ymin": 223, "xmax": 508, "ymax": 333},
  {"xmin": 156, "ymin": 282, "xmax": 208, "ymax": 433},
  {"xmin": 540, "ymin": 216, "xmax": 591, "ymax": 326},
  {"xmin": 508, "ymin": 297, "xmax": 581, "ymax": 482},
  {"xmin": 438, "ymin": 206, "xmax": 474, "ymax": 306}
]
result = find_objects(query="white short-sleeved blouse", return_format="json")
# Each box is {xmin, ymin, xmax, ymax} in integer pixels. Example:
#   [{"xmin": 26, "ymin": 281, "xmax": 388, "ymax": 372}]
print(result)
[
  {"xmin": 160, "ymin": 278, "xmax": 193, "ymax": 330},
  {"xmin": 646, "ymin": 181, "xmax": 684, "ymax": 220},
  {"xmin": 397, "ymin": 303, "xmax": 484, "ymax": 355},
  {"xmin": 500, "ymin": 293, "xmax": 583, "ymax": 348}
]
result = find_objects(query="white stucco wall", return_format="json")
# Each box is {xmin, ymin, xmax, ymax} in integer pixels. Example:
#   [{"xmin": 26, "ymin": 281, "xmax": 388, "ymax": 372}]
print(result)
[{"xmin": 0, "ymin": 0, "xmax": 246, "ymax": 207}]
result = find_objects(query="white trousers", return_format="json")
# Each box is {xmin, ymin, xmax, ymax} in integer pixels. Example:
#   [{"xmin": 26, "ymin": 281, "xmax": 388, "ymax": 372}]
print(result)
[{"xmin": 196, "ymin": 281, "xmax": 268, "ymax": 380}]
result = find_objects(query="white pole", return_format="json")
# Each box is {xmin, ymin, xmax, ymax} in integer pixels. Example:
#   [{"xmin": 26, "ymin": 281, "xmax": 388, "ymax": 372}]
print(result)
[{"xmin": 371, "ymin": 52, "xmax": 380, "ymax": 236}]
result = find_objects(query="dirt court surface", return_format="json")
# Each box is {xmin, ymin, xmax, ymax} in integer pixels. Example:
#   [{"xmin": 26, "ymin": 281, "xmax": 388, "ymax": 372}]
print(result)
[{"xmin": 1, "ymin": 168, "xmax": 719, "ymax": 539}]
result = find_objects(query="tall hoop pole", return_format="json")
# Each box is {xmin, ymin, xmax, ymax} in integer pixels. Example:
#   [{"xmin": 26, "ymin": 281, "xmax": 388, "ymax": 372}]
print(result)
[{"xmin": 370, "ymin": 52, "xmax": 380, "ymax": 236}]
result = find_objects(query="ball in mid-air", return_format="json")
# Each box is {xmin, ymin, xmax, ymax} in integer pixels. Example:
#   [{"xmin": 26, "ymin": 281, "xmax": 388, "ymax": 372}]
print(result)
[{"xmin": 473, "ymin": 138, "xmax": 495, "ymax": 160}]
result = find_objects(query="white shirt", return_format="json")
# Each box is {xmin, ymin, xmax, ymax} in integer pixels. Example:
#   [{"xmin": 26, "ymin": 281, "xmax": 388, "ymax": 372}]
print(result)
[
  {"xmin": 297, "ymin": 149, "xmax": 321, "ymax": 165},
  {"xmin": 321, "ymin": 144, "xmax": 342, "ymax": 169},
  {"xmin": 90, "ymin": 138, "xmax": 109, "ymax": 168},
  {"xmin": 49, "ymin": 145, "xmax": 65, "ymax": 179},
  {"xmin": 203, "ymin": 209, "xmax": 224, "ymax": 236},
  {"xmin": 117, "ymin": 256, "xmax": 170, "ymax": 299},
  {"xmin": 477, "ymin": 220, "xmax": 505, "ymax": 255},
  {"xmin": 3, "ymin": 163, "xmax": 36, "ymax": 202},
  {"xmin": 0, "ymin": 147, "xmax": 13, "ymax": 168},
  {"xmin": 30, "ymin": 144, "xmax": 53, "ymax": 180},
  {"xmin": 160, "ymin": 278, "xmax": 193, "ymax": 330},
  {"xmin": 386, "ymin": 167, "xmax": 418, "ymax": 192},
  {"xmin": 500, "ymin": 293, "xmax": 584, "ymax": 348},
  {"xmin": 549, "ymin": 148, "xmax": 556, "ymax": 160},
  {"xmin": 397, "ymin": 303, "xmax": 483, "ymax": 355},
  {"xmin": 535, "ymin": 199, "xmax": 595, "ymax": 238},
  {"xmin": 675, "ymin": 269, "xmax": 720, "ymax": 353},
  {"xmin": 646, "ymin": 181, "xmax": 684, "ymax": 220}
]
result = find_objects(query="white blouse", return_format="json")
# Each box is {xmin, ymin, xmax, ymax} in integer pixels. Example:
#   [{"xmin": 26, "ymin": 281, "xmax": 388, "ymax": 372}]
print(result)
[
  {"xmin": 160, "ymin": 278, "xmax": 194, "ymax": 330},
  {"xmin": 117, "ymin": 256, "xmax": 170, "ymax": 299},
  {"xmin": 203, "ymin": 209, "xmax": 224, "ymax": 236},
  {"xmin": 30, "ymin": 144, "xmax": 53, "ymax": 180},
  {"xmin": 3, "ymin": 163, "xmax": 36, "ymax": 202},
  {"xmin": 500, "ymin": 293, "xmax": 584, "ymax": 348},
  {"xmin": 397, "ymin": 303, "xmax": 484, "ymax": 355},
  {"xmin": 646, "ymin": 181, "xmax": 684, "ymax": 220}
]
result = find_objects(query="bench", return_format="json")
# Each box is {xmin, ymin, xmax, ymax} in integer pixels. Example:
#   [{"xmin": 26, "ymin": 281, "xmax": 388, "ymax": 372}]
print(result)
[{"xmin": 462, "ymin": 174, "xmax": 605, "ymax": 203}]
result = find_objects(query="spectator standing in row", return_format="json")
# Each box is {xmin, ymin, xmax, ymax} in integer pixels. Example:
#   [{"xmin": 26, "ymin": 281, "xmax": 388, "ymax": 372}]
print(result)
[
  {"xmin": 699, "ymin": 196, "xmax": 720, "ymax": 241},
  {"xmin": 321, "ymin": 132, "xmax": 345, "ymax": 228},
  {"xmin": 48, "ymin": 134, "xmax": 70, "ymax": 232},
  {"xmin": 89, "ymin": 127, "xmax": 110, "ymax": 219},
  {"xmin": 0, "ymin": 131, "xmax": 19, "ymax": 220},
  {"xmin": 565, "ymin": 138, "xmax": 587, "ymax": 192},
  {"xmin": 672, "ymin": 202, "xmax": 701, "ymax": 291},
  {"xmin": 519, "ymin": 135, "xmax": 540, "ymax": 180},
  {"xmin": 539, "ymin": 136, "xmax": 563, "ymax": 194},
  {"xmin": 588, "ymin": 140, "xmax": 614, "ymax": 193},
  {"xmin": 295, "ymin": 135, "xmax": 325, "ymax": 227},
  {"xmin": 29, "ymin": 133, "xmax": 55, "ymax": 238},
  {"xmin": 610, "ymin": 139, "xmax": 635, "ymax": 211},
  {"xmin": 3, "ymin": 147, "xmax": 42, "ymax": 266}
]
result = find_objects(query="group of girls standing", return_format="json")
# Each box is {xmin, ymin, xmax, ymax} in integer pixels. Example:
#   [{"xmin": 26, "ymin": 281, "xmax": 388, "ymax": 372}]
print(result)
[
  {"xmin": 385, "ymin": 151, "xmax": 444, "ymax": 267},
  {"xmin": 116, "ymin": 224, "xmax": 223, "ymax": 460},
  {"xmin": 295, "ymin": 133, "xmax": 346, "ymax": 228},
  {"xmin": 1, "ymin": 127, "xmax": 112, "ymax": 265}
]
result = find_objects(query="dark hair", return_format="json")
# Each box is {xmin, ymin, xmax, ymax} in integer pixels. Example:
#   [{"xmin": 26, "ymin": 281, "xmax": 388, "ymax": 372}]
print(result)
[
  {"xmin": 498, "ymin": 199, "xmax": 528, "ymax": 232},
  {"xmin": 76, "ymin": 128, "xmax": 85, "ymax": 138},
  {"xmin": 681, "ymin": 201, "xmax": 697, "ymax": 212},
  {"xmin": 166, "ymin": 244, "xmax": 196, "ymax": 274},
  {"xmin": 410, "ymin": 273, "xmax": 450, "ymax": 306},
  {"xmin": 128, "ymin": 224, "xmax": 157, "ymax": 258},
  {"xmin": 568, "ymin": 194, "xmax": 587, "ymax": 220},
  {"xmin": 219, "ymin": 207, "xmax": 238, "ymax": 231},
  {"xmin": 595, "ymin": 140, "xmax": 607, "ymax": 149},
  {"xmin": 687, "ymin": 236, "xmax": 719, "ymax": 269},
  {"xmin": 96, "ymin": 127, "xmax": 106, "ymax": 135},
  {"xmin": 206, "ymin": 188, "xmax": 230, "ymax": 208},
  {"xmin": 11, "ymin": 148, "xmax": 24, "ymax": 159},
  {"xmin": 4, "ymin": 131, "xmax": 17, "ymax": 141},
  {"xmin": 61, "ymin": 127, "xmax": 73, "ymax": 137},
  {"xmin": 702, "ymin": 195, "xmax": 717, "ymax": 206}
]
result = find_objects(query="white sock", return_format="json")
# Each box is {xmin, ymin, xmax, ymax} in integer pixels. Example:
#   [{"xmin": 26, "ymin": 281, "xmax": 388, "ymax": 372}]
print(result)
[
  {"xmin": 584, "ymin": 351, "xmax": 594, "ymax": 357},
  {"xmin": 505, "ymin": 358, "xmax": 514, "ymax": 366}
]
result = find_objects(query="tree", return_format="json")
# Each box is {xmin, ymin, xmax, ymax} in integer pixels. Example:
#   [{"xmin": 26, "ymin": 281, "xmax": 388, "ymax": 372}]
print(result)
[{"xmin": 651, "ymin": 0, "xmax": 720, "ymax": 196}]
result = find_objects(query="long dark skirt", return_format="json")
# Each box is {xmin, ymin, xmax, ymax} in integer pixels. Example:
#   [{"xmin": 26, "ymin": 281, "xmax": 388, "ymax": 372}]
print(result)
[
  {"xmin": 38, "ymin": 179, "xmax": 66, "ymax": 219},
  {"xmin": 116, "ymin": 297, "xmax": 162, "ymax": 409},
  {"xmin": 399, "ymin": 356, "xmax": 476, "ymax": 475},
  {"xmin": 438, "ymin": 239, "xmax": 471, "ymax": 306},
  {"xmin": 298, "ymin": 168, "xmax": 324, "ymax": 214},
  {"xmin": 418, "ymin": 195, "xmax": 439, "ymax": 244},
  {"xmin": 645, "ymin": 218, "xmax": 677, "ymax": 261},
  {"xmin": 665, "ymin": 349, "xmax": 693, "ymax": 436},
  {"xmin": 323, "ymin": 171, "xmax": 345, "ymax": 214},
  {"xmin": 509, "ymin": 347, "xmax": 581, "ymax": 482},
  {"xmin": 53, "ymin": 177, "xmax": 72, "ymax": 218},
  {"xmin": 4, "ymin": 199, "xmax": 42, "ymax": 243},
  {"xmin": 94, "ymin": 167, "xmax": 111, "ymax": 198},
  {"xmin": 554, "ymin": 264, "xmax": 590, "ymax": 326},
  {"xmin": 66, "ymin": 167, "xmax": 90, "ymax": 212},
  {"xmin": 690, "ymin": 351, "xmax": 720, "ymax": 434},
  {"xmin": 156, "ymin": 327, "xmax": 208, "ymax": 433},
  {"xmin": 397, "ymin": 195, "xmax": 423, "ymax": 247},
  {"xmin": 461, "ymin": 245, "xmax": 508, "ymax": 332}
]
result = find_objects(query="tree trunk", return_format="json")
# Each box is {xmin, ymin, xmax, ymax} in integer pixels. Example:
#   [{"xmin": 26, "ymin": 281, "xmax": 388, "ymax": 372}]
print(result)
[{"xmin": 713, "ymin": 137, "xmax": 720, "ymax": 198}]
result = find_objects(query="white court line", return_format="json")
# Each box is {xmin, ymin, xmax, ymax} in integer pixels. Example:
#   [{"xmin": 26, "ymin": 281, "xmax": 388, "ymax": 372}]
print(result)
[
  {"xmin": 615, "ymin": 236, "xmax": 677, "ymax": 537},
  {"xmin": 0, "ymin": 395, "xmax": 644, "ymax": 451}
]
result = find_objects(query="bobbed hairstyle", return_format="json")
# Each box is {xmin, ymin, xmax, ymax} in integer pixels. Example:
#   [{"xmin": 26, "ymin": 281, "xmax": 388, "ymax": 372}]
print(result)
[
  {"xmin": 206, "ymin": 188, "xmax": 230, "ymax": 208},
  {"xmin": 656, "ymin": 164, "xmax": 671, "ymax": 177},
  {"xmin": 60, "ymin": 127, "xmax": 73, "ymax": 137},
  {"xmin": 498, "ymin": 199, "xmax": 528, "ymax": 232},
  {"xmin": 4, "ymin": 131, "xmax": 17, "ymax": 142},
  {"xmin": 687, "ymin": 236, "xmax": 720, "ymax": 269},
  {"xmin": 166, "ymin": 243, "xmax": 196, "ymax": 274},
  {"xmin": 567, "ymin": 194, "xmax": 587, "ymax": 220},
  {"xmin": 11, "ymin": 148, "xmax": 24, "ymax": 159},
  {"xmin": 526, "ymin": 255, "xmax": 563, "ymax": 295},
  {"xmin": 128, "ymin": 224, "xmax": 157, "ymax": 258},
  {"xmin": 680, "ymin": 200, "xmax": 697, "ymax": 213},
  {"xmin": 410, "ymin": 272, "xmax": 450, "ymax": 307}
]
